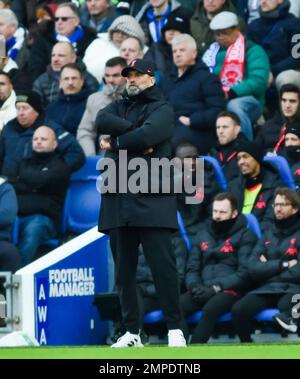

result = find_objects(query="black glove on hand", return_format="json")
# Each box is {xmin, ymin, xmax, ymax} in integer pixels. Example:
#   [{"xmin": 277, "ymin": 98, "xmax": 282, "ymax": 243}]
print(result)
[
  {"xmin": 193, "ymin": 286, "xmax": 217, "ymax": 303},
  {"xmin": 190, "ymin": 285, "xmax": 207, "ymax": 301}
]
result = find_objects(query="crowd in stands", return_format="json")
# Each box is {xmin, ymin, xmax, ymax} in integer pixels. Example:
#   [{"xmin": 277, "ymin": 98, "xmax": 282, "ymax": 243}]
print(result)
[{"xmin": 0, "ymin": 0, "xmax": 300, "ymax": 344}]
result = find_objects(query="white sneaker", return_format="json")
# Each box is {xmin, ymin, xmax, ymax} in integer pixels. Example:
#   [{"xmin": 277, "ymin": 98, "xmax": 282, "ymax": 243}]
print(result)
[
  {"xmin": 111, "ymin": 331, "xmax": 144, "ymax": 348},
  {"xmin": 168, "ymin": 329, "xmax": 186, "ymax": 347}
]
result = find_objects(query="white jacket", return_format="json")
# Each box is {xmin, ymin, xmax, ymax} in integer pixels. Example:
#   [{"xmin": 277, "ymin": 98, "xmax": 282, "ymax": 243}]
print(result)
[
  {"xmin": 0, "ymin": 90, "xmax": 17, "ymax": 132},
  {"xmin": 83, "ymin": 33, "xmax": 119, "ymax": 84}
]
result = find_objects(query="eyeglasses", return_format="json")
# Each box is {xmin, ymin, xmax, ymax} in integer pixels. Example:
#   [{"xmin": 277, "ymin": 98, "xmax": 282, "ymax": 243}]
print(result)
[
  {"xmin": 272, "ymin": 202, "xmax": 292, "ymax": 208},
  {"xmin": 54, "ymin": 16, "xmax": 76, "ymax": 22}
]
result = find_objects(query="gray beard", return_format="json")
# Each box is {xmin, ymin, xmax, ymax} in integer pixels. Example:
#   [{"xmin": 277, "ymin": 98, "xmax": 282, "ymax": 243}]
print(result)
[{"xmin": 126, "ymin": 86, "xmax": 142, "ymax": 97}]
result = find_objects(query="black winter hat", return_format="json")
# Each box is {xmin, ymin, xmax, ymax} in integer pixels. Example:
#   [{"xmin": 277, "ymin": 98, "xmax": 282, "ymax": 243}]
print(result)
[
  {"xmin": 237, "ymin": 141, "xmax": 264, "ymax": 163},
  {"xmin": 15, "ymin": 90, "xmax": 43, "ymax": 114},
  {"xmin": 286, "ymin": 122, "xmax": 300, "ymax": 139},
  {"xmin": 162, "ymin": 14, "xmax": 190, "ymax": 34}
]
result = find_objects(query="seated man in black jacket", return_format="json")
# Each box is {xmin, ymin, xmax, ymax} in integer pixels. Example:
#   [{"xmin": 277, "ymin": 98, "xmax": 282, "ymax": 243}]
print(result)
[
  {"xmin": 232, "ymin": 187, "xmax": 300, "ymax": 342},
  {"xmin": 9, "ymin": 126, "xmax": 70, "ymax": 266},
  {"xmin": 181, "ymin": 192, "xmax": 257, "ymax": 344}
]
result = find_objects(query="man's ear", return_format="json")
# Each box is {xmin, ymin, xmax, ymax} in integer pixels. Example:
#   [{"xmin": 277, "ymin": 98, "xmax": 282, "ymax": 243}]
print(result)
[{"xmin": 232, "ymin": 209, "xmax": 238, "ymax": 219}]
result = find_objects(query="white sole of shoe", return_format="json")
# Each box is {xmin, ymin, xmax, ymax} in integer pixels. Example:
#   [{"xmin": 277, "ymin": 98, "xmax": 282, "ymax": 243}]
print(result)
[{"xmin": 275, "ymin": 317, "xmax": 297, "ymax": 333}]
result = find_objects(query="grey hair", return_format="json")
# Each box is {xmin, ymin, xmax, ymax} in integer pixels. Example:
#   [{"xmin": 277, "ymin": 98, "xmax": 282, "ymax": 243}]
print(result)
[
  {"xmin": 171, "ymin": 33, "xmax": 197, "ymax": 51},
  {"xmin": 0, "ymin": 9, "xmax": 18, "ymax": 28}
]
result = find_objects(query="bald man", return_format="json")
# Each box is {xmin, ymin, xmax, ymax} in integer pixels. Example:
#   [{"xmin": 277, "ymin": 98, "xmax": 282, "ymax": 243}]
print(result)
[
  {"xmin": 9, "ymin": 126, "xmax": 70, "ymax": 266},
  {"xmin": 33, "ymin": 41, "xmax": 98, "ymax": 107}
]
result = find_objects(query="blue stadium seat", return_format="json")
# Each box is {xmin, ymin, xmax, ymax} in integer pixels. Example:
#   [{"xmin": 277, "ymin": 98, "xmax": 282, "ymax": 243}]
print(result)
[
  {"xmin": 63, "ymin": 156, "xmax": 102, "ymax": 234},
  {"xmin": 144, "ymin": 307, "xmax": 280, "ymax": 327},
  {"xmin": 263, "ymin": 155, "xmax": 296, "ymax": 190},
  {"xmin": 71, "ymin": 155, "xmax": 101, "ymax": 181},
  {"xmin": 177, "ymin": 211, "xmax": 192, "ymax": 251},
  {"xmin": 245, "ymin": 214, "xmax": 262, "ymax": 239},
  {"xmin": 44, "ymin": 156, "xmax": 102, "ymax": 243},
  {"xmin": 200, "ymin": 156, "xmax": 227, "ymax": 191},
  {"xmin": 188, "ymin": 308, "xmax": 280, "ymax": 324},
  {"xmin": 255, "ymin": 308, "xmax": 279, "ymax": 322},
  {"xmin": 187, "ymin": 311, "xmax": 232, "ymax": 324},
  {"xmin": 143, "ymin": 309, "xmax": 164, "ymax": 324}
]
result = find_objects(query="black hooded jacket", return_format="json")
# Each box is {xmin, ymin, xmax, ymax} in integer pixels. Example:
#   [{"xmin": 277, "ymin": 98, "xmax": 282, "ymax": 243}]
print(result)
[
  {"xmin": 248, "ymin": 212, "xmax": 300, "ymax": 294},
  {"xmin": 185, "ymin": 214, "xmax": 257, "ymax": 292}
]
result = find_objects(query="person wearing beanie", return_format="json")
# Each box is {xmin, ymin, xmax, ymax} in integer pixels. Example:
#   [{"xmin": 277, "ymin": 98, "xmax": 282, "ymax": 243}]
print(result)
[
  {"xmin": 227, "ymin": 140, "xmax": 283, "ymax": 225},
  {"xmin": 280, "ymin": 122, "xmax": 300, "ymax": 194},
  {"xmin": 256, "ymin": 84, "xmax": 300, "ymax": 154},
  {"xmin": 202, "ymin": 10, "xmax": 270, "ymax": 141},
  {"xmin": 83, "ymin": 15, "xmax": 146, "ymax": 82},
  {"xmin": 135, "ymin": 0, "xmax": 192, "ymax": 45},
  {"xmin": 144, "ymin": 13, "xmax": 190, "ymax": 75},
  {"xmin": 232, "ymin": 187, "xmax": 300, "ymax": 342},
  {"xmin": 9, "ymin": 126, "xmax": 70, "ymax": 267},
  {"xmin": 0, "ymin": 89, "xmax": 85, "ymax": 177},
  {"xmin": 181, "ymin": 192, "xmax": 257, "ymax": 344}
]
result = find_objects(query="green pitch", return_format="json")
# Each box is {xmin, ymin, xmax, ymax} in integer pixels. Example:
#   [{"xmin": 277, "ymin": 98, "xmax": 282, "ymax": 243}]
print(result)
[{"xmin": 1, "ymin": 343, "xmax": 300, "ymax": 359}]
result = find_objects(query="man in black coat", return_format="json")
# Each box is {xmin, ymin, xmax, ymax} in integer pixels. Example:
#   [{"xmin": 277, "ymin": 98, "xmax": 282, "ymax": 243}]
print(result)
[
  {"xmin": 160, "ymin": 33, "xmax": 225, "ymax": 154},
  {"xmin": 181, "ymin": 192, "xmax": 257, "ymax": 343},
  {"xmin": 232, "ymin": 187, "xmax": 300, "ymax": 342},
  {"xmin": 96, "ymin": 58, "xmax": 186, "ymax": 348},
  {"xmin": 9, "ymin": 126, "xmax": 70, "ymax": 267},
  {"xmin": 228, "ymin": 140, "xmax": 282, "ymax": 226},
  {"xmin": 210, "ymin": 111, "xmax": 247, "ymax": 183}
]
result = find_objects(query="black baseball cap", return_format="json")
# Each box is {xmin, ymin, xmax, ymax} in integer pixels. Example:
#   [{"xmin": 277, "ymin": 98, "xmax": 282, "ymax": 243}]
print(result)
[{"xmin": 121, "ymin": 58, "xmax": 155, "ymax": 77}]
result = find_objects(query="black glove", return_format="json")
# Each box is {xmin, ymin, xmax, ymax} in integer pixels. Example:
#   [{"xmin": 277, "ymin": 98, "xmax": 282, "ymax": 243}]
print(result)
[
  {"xmin": 189, "ymin": 285, "xmax": 207, "ymax": 301},
  {"xmin": 196, "ymin": 287, "xmax": 217, "ymax": 302}
]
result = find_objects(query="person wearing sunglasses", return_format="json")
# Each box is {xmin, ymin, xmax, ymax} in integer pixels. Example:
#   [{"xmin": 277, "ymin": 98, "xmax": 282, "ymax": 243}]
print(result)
[{"xmin": 28, "ymin": 2, "xmax": 97, "ymax": 81}]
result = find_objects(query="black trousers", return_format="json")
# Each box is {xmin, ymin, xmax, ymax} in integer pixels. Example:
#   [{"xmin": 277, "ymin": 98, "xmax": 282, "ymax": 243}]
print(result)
[
  {"xmin": 180, "ymin": 291, "xmax": 238, "ymax": 343},
  {"xmin": 109, "ymin": 227, "xmax": 182, "ymax": 334},
  {"xmin": 232, "ymin": 292, "xmax": 296, "ymax": 342},
  {"xmin": 0, "ymin": 241, "xmax": 21, "ymax": 273}
]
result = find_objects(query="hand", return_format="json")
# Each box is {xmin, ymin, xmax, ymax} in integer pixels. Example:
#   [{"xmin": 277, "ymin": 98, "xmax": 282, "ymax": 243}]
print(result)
[
  {"xmin": 260, "ymin": 255, "xmax": 267, "ymax": 262},
  {"xmin": 179, "ymin": 116, "xmax": 191, "ymax": 127},
  {"xmin": 268, "ymin": 72, "xmax": 274, "ymax": 87},
  {"xmin": 143, "ymin": 147, "xmax": 154, "ymax": 155},
  {"xmin": 99, "ymin": 135, "xmax": 112, "ymax": 151},
  {"xmin": 288, "ymin": 259, "xmax": 298, "ymax": 268},
  {"xmin": 190, "ymin": 285, "xmax": 215, "ymax": 302}
]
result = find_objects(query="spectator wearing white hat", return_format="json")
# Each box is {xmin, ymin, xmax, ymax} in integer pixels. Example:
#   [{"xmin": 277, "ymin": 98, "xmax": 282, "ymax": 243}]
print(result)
[{"xmin": 202, "ymin": 11, "xmax": 270, "ymax": 141}]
